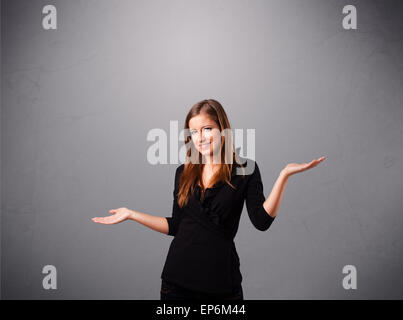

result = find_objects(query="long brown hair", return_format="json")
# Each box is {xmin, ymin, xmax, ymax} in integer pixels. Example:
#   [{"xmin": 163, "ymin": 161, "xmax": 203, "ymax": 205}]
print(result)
[{"xmin": 177, "ymin": 99, "xmax": 245, "ymax": 208}]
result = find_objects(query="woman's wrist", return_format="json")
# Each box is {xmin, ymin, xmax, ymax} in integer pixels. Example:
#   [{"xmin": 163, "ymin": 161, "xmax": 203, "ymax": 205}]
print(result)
[
  {"xmin": 280, "ymin": 168, "xmax": 290, "ymax": 179},
  {"xmin": 129, "ymin": 209, "xmax": 138, "ymax": 221}
]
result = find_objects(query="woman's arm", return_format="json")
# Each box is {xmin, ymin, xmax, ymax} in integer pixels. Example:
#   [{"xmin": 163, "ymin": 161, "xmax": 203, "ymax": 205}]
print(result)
[
  {"xmin": 129, "ymin": 210, "xmax": 169, "ymax": 235},
  {"xmin": 262, "ymin": 170, "xmax": 289, "ymax": 218},
  {"xmin": 92, "ymin": 166, "xmax": 184, "ymax": 235},
  {"xmin": 92, "ymin": 207, "xmax": 170, "ymax": 235},
  {"xmin": 263, "ymin": 156, "xmax": 326, "ymax": 218}
]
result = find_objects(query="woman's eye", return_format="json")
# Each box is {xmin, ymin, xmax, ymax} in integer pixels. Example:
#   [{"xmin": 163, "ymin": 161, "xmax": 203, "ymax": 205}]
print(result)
[{"xmin": 190, "ymin": 128, "xmax": 211, "ymax": 135}]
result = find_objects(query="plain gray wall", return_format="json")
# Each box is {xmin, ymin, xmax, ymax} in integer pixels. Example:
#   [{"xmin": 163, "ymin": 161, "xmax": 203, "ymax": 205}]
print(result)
[{"xmin": 2, "ymin": 0, "xmax": 403, "ymax": 299}]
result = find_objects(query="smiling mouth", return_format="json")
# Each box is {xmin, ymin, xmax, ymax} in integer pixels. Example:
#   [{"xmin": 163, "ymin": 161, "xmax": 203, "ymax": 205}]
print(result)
[{"xmin": 199, "ymin": 142, "xmax": 211, "ymax": 148}]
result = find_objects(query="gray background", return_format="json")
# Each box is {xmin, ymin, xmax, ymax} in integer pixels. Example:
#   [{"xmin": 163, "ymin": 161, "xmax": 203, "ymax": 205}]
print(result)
[{"xmin": 2, "ymin": 0, "xmax": 403, "ymax": 299}]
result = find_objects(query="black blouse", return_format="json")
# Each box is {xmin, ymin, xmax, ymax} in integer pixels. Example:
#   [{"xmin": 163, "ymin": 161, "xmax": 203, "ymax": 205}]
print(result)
[{"xmin": 161, "ymin": 158, "xmax": 276, "ymax": 294}]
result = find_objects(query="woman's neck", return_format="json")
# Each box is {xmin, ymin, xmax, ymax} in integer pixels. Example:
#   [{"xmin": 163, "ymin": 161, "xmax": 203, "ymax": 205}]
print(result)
[{"xmin": 203, "ymin": 162, "xmax": 221, "ymax": 172}]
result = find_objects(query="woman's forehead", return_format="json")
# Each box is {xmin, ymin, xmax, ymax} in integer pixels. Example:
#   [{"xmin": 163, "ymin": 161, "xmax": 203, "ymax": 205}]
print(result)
[{"xmin": 189, "ymin": 113, "xmax": 218, "ymax": 129}]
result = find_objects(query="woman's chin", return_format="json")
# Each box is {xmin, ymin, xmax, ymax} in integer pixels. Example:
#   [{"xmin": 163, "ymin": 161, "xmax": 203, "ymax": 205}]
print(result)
[
  {"xmin": 199, "ymin": 150, "xmax": 222, "ymax": 162},
  {"xmin": 199, "ymin": 150, "xmax": 211, "ymax": 156}
]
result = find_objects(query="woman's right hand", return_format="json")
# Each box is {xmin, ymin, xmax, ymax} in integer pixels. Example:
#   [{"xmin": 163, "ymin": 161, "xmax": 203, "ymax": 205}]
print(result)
[{"xmin": 92, "ymin": 207, "xmax": 136, "ymax": 225}]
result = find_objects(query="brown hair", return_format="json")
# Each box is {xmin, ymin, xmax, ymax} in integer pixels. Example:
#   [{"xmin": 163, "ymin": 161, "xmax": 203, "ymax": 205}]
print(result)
[{"xmin": 177, "ymin": 99, "xmax": 245, "ymax": 208}]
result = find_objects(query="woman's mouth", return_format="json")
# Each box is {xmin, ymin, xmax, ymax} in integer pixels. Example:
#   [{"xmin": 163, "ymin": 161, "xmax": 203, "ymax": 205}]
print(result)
[{"xmin": 199, "ymin": 142, "xmax": 211, "ymax": 149}]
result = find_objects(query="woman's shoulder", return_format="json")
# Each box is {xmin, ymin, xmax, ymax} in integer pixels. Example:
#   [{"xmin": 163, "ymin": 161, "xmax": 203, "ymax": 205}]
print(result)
[
  {"xmin": 175, "ymin": 163, "xmax": 185, "ymax": 176},
  {"xmin": 174, "ymin": 158, "xmax": 259, "ymax": 176}
]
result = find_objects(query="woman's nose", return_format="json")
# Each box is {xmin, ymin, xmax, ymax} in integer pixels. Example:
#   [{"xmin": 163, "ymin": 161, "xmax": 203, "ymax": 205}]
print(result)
[{"xmin": 200, "ymin": 132, "xmax": 208, "ymax": 143}]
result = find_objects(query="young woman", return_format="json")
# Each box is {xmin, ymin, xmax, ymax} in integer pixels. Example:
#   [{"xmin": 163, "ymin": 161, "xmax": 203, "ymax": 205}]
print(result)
[{"xmin": 92, "ymin": 99, "xmax": 326, "ymax": 300}]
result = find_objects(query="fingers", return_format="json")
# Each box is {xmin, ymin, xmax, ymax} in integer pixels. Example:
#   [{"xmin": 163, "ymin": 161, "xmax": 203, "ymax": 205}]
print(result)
[
  {"xmin": 315, "ymin": 156, "xmax": 326, "ymax": 165},
  {"xmin": 92, "ymin": 216, "xmax": 116, "ymax": 224},
  {"xmin": 92, "ymin": 209, "xmax": 120, "ymax": 224},
  {"xmin": 309, "ymin": 156, "xmax": 326, "ymax": 168},
  {"xmin": 304, "ymin": 157, "xmax": 323, "ymax": 170},
  {"xmin": 92, "ymin": 217, "xmax": 104, "ymax": 223},
  {"xmin": 310, "ymin": 160, "xmax": 320, "ymax": 168},
  {"xmin": 304, "ymin": 160, "xmax": 315, "ymax": 168}
]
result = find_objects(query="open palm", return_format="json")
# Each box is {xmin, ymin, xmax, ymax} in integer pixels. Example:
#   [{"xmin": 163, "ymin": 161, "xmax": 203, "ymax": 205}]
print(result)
[
  {"xmin": 283, "ymin": 156, "xmax": 326, "ymax": 176},
  {"xmin": 92, "ymin": 207, "xmax": 133, "ymax": 225}
]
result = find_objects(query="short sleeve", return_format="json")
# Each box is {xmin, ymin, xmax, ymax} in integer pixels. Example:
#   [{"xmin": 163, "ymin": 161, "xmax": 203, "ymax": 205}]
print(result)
[
  {"xmin": 245, "ymin": 161, "xmax": 275, "ymax": 231},
  {"xmin": 165, "ymin": 165, "xmax": 184, "ymax": 236}
]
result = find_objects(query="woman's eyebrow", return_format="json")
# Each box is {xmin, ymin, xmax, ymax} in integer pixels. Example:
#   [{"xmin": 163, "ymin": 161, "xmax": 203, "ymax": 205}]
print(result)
[{"xmin": 190, "ymin": 125, "xmax": 214, "ymax": 130}]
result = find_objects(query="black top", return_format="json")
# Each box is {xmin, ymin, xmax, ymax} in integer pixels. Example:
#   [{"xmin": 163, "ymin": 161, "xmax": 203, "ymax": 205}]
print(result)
[{"xmin": 161, "ymin": 158, "xmax": 276, "ymax": 294}]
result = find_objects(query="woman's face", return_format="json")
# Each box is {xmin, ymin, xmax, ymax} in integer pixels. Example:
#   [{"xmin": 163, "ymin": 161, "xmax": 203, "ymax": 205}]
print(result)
[{"xmin": 188, "ymin": 113, "xmax": 222, "ymax": 160}]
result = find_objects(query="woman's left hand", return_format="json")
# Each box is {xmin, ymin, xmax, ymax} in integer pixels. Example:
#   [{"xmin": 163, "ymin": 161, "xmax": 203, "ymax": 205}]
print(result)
[{"xmin": 282, "ymin": 156, "xmax": 326, "ymax": 177}]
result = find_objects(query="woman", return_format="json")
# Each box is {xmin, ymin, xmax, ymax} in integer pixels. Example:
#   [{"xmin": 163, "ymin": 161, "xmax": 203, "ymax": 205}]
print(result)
[{"xmin": 92, "ymin": 99, "xmax": 326, "ymax": 300}]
